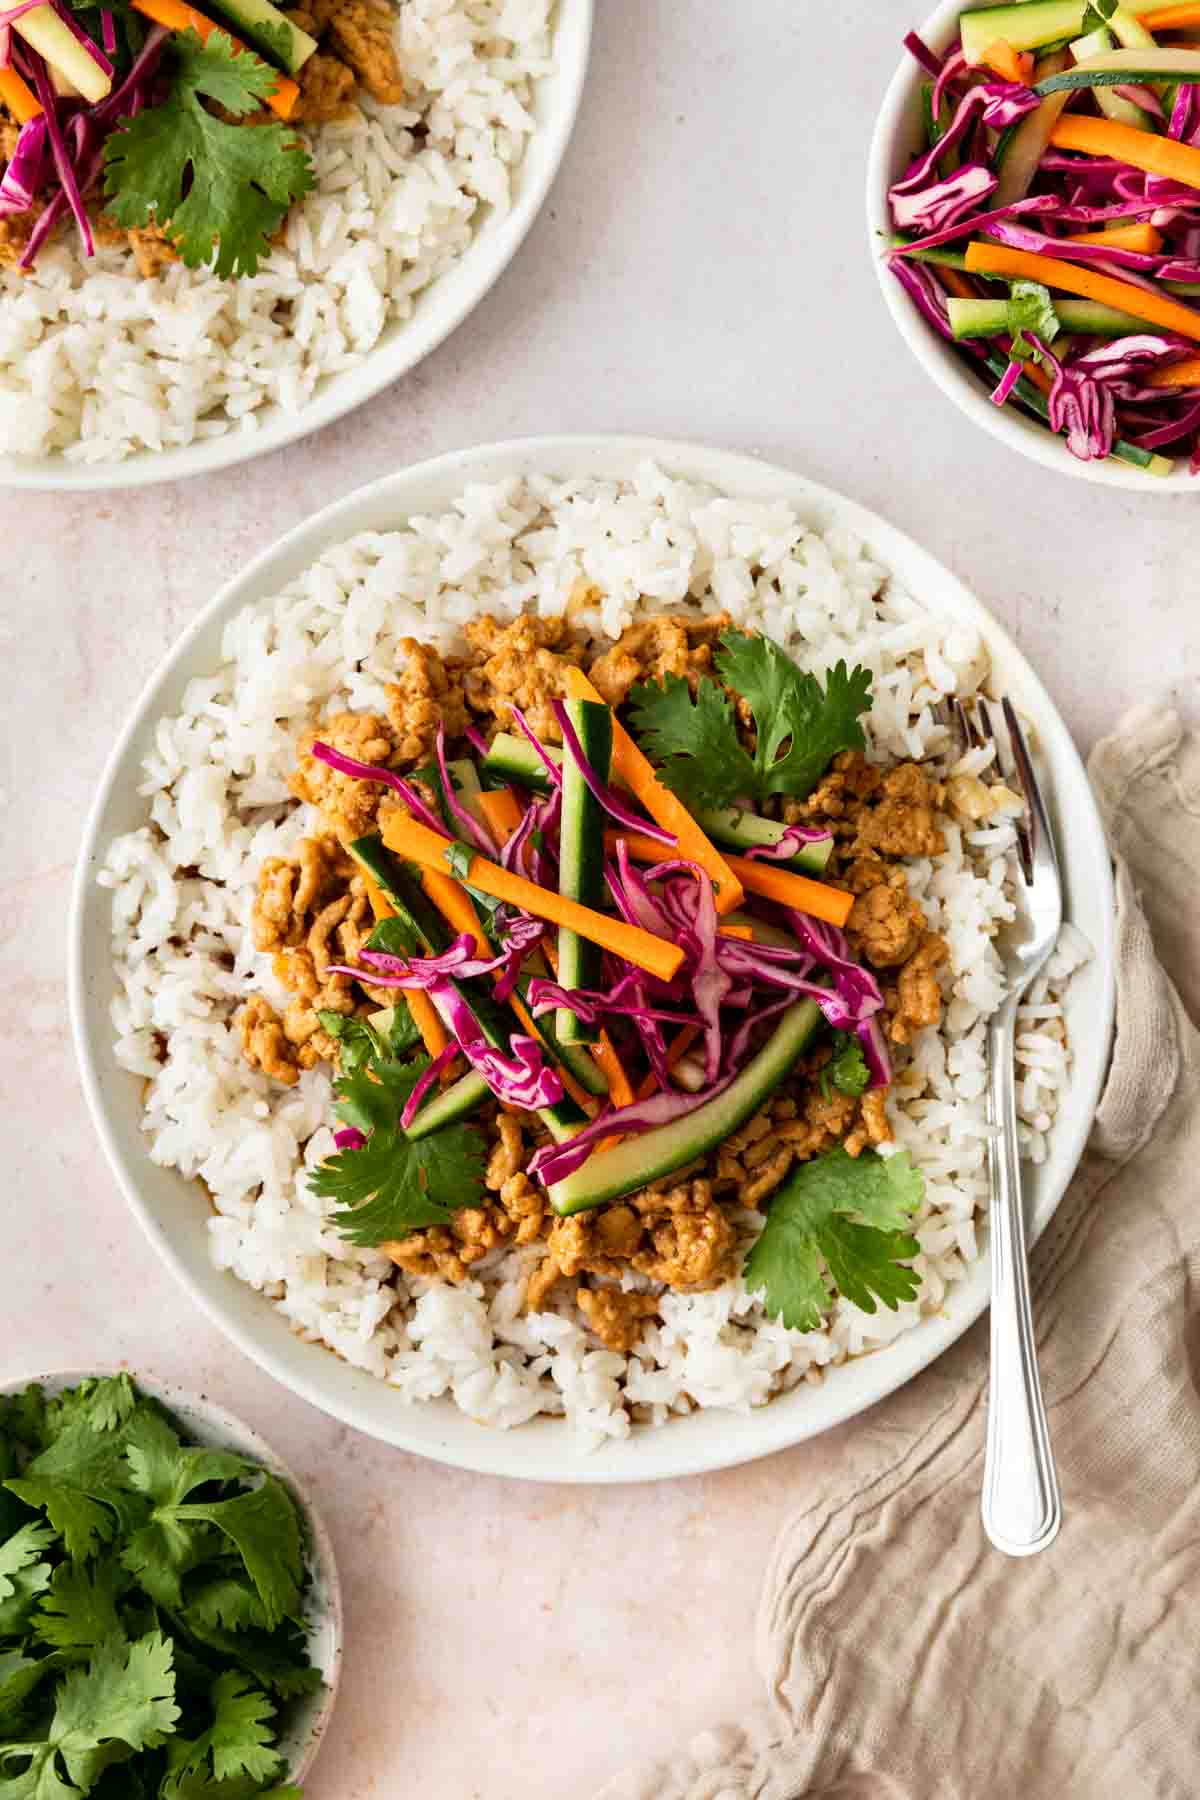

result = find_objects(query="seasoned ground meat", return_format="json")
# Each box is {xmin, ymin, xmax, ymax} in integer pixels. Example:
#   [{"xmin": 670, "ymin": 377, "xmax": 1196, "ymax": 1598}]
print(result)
[
  {"xmin": 847, "ymin": 873, "xmax": 926, "ymax": 968},
  {"xmin": 290, "ymin": 712, "xmax": 397, "ymax": 841},
  {"xmin": 319, "ymin": 0, "xmax": 404, "ymax": 102},
  {"xmin": 293, "ymin": 49, "xmax": 358, "ymax": 122},
  {"xmin": 855, "ymin": 763, "xmax": 945, "ymax": 860},
  {"xmin": 463, "ymin": 615, "xmax": 584, "ymax": 743},
  {"xmin": 0, "ymin": 208, "xmax": 36, "ymax": 271},
  {"xmin": 890, "ymin": 933, "xmax": 948, "ymax": 1044},
  {"xmin": 125, "ymin": 224, "xmax": 179, "ymax": 278},
  {"xmin": 386, "ymin": 638, "xmax": 470, "ymax": 765},
  {"xmin": 576, "ymin": 1286, "xmax": 660, "ymax": 1353},
  {"xmin": 587, "ymin": 611, "xmax": 731, "ymax": 708},
  {"xmin": 238, "ymin": 995, "xmax": 304, "ymax": 1086}
]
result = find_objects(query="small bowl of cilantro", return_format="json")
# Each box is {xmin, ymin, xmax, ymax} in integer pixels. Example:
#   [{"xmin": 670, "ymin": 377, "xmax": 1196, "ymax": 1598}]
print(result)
[{"xmin": 0, "ymin": 1370, "xmax": 342, "ymax": 1799}]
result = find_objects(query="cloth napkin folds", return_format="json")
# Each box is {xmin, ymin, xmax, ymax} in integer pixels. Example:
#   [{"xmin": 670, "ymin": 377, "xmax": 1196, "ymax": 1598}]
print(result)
[{"xmin": 599, "ymin": 703, "xmax": 1200, "ymax": 1800}]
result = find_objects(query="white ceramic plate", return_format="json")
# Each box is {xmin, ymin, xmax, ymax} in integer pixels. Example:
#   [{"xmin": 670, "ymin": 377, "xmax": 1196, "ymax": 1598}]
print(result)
[
  {"xmin": 866, "ymin": 0, "xmax": 1199, "ymax": 493},
  {"xmin": 0, "ymin": 2, "xmax": 592, "ymax": 493},
  {"xmin": 69, "ymin": 435, "xmax": 1116, "ymax": 1483},
  {"xmin": 0, "ymin": 1367, "xmax": 342, "ymax": 1783}
]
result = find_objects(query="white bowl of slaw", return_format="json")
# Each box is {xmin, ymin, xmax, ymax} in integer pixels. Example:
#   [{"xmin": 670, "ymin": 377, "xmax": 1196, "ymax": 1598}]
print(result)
[{"xmin": 865, "ymin": 0, "xmax": 1200, "ymax": 492}]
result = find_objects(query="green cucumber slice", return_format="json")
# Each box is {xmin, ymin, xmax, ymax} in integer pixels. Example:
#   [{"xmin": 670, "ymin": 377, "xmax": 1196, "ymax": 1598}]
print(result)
[
  {"xmin": 555, "ymin": 698, "xmax": 613, "ymax": 1045},
  {"xmin": 548, "ymin": 1000, "xmax": 822, "ymax": 1215}
]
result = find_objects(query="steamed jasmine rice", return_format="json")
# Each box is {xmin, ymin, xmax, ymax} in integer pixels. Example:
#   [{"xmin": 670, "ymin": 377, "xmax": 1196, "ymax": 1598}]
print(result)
[
  {"xmin": 100, "ymin": 462, "xmax": 1089, "ymax": 1447},
  {"xmin": 0, "ymin": 0, "xmax": 555, "ymax": 463}
]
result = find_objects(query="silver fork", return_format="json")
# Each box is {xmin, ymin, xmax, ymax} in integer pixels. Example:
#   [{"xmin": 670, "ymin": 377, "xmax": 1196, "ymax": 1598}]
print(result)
[{"xmin": 953, "ymin": 696, "xmax": 1063, "ymax": 1557}]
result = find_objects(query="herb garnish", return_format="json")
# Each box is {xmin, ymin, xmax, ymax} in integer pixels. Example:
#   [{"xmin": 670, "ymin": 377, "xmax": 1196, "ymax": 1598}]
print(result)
[
  {"xmin": 0, "ymin": 1374, "xmax": 316, "ymax": 1800},
  {"xmin": 627, "ymin": 632, "xmax": 873, "ymax": 812},
  {"xmin": 103, "ymin": 31, "xmax": 313, "ymax": 278},
  {"xmin": 743, "ymin": 1149, "xmax": 923, "ymax": 1331},
  {"xmin": 818, "ymin": 1032, "xmax": 871, "ymax": 1099}
]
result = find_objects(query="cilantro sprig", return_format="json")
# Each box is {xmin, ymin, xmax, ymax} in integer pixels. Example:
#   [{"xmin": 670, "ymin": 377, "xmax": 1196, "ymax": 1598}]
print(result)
[
  {"xmin": 0, "ymin": 1376, "xmax": 319, "ymax": 1798},
  {"xmin": 103, "ymin": 31, "xmax": 314, "ymax": 279},
  {"xmin": 310, "ymin": 1054, "xmax": 487, "ymax": 1246},
  {"xmin": 743, "ymin": 1148, "xmax": 923, "ymax": 1331},
  {"xmin": 627, "ymin": 631, "xmax": 872, "ymax": 813}
]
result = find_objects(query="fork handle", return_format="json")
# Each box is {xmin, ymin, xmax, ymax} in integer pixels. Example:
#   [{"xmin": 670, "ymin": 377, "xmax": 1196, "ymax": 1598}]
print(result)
[{"xmin": 981, "ymin": 1004, "xmax": 1061, "ymax": 1557}]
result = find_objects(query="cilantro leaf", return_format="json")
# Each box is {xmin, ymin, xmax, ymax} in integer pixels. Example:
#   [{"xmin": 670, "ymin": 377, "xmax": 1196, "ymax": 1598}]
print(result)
[
  {"xmin": 1006, "ymin": 279, "xmax": 1059, "ymax": 362},
  {"xmin": 625, "ymin": 632, "xmax": 873, "ymax": 811},
  {"xmin": 2, "ymin": 1486, "xmax": 118, "ymax": 1569},
  {"xmin": 317, "ymin": 1006, "xmax": 419, "ymax": 1072},
  {"xmin": 626, "ymin": 673, "xmax": 756, "ymax": 812},
  {"xmin": 103, "ymin": 31, "xmax": 313, "ymax": 278},
  {"xmin": 178, "ymin": 1621, "xmax": 321, "ymax": 1701},
  {"xmin": 715, "ymin": 636, "xmax": 874, "ymax": 803},
  {"xmin": 818, "ymin": 1032, "xmax": 870, "ymax": 1100},
  {"xmin": 442, "ymin": 841, "xmax": 474, "ymax": 881},
  {"xmin": 0, "ymin": 1633, "xmax": 179, "ymax": 1796},
  {"xmin": 312, "ymin": 1119, "xmax": 487, "ymax": 1245},
  {"xmin": 743, "ymin": 1149, "xmax": 923, "ymax": 1331},
  {"xmin": 166, "ymin": 1482, "xmax": 302, "ymax": 1634},
  {"xmin": 123, "ymin": 1411, "xmax": 252, "ymax": 1512},
  {"xmin": 0, "ymin": 1650, "xmax": 68, "ymax": 1737},
  {"xmin": 0, "ymin": 1526, "xmax": 55, "ymax": 1641},
  {"xmin": 33, "ymin": 1559, "xmax": 127, "ymax": 1654},
  {"xmin": 181, "ymin": 1578, "xmax": 267, "ymax": 1636}
]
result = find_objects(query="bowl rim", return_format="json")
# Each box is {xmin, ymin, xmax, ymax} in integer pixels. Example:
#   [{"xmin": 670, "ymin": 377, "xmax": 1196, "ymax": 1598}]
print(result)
[
  {"xmin": 0, "ymin": 1364, "xmax": 343, "ymax": 1784},
  {"xmin": 68, "ymin": 432, "xmax": 1117, "ymax": 1484},
  {"xmin": 864, "ymin": 0, "xmax": 1200, "ymax": 494},
  {"xmin": 0, "ymin": 0, "xmax": 593, "ymax": 494}
]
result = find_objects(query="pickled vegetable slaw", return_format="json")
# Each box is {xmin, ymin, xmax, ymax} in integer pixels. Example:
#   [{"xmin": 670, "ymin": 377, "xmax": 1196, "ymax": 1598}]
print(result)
[{"xmin": 889, "ymin": 0, "xmax": 1200, "ymax": 470}]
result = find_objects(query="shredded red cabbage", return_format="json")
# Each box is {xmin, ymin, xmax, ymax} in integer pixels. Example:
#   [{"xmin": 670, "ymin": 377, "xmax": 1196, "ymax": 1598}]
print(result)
[
  {"xmin": 434, "ymin": 723, "xmax": 496, "ymax": 857},
  {"xmin": 903, "ymin": 29, "xmax": 942, "ymax": 79},
  {"xmin": 527, "ymin": 1079, "xmax": 736, "ymax": 1188},
  {"xmin": 333, "ymin": 1127, "xmax": 367, "ymax": 1151},
  {"xmin": 551, "ymin": 699, "xmax": 674, "ymax": 844},
  {"xmin": 991, "ymin": 359, "xmax": 1023, "ymax": 406},
  {"xmin": 309, "ymin": 740, "xmax": 446, "ymax": 836},
  {"xmin": 399, "ymin": 1042, "xmax": 459, "ymax": 1130},
  {"xmin": 742, "ymin": 823, "xmax": 834, "ymax": 864},
  {"xmin": 507, "ymin": 706, "xmax": 563, "ymax": 787},
  {"xmin": 0, "ymin": 115, "xmax": 46, "ymax": 214}
]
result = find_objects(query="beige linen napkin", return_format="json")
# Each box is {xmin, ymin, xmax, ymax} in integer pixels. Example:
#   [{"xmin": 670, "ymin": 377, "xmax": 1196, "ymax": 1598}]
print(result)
[{"xmin": 600, "ymin": 703, "xmax": 1200, "ymax": 1800}]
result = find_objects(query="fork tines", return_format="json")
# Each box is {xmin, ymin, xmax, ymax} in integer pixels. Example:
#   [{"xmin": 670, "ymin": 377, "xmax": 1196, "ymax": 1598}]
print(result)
[{"xmin": 950, "ymin": 694, "xmax": 1036, "ymax": 886}]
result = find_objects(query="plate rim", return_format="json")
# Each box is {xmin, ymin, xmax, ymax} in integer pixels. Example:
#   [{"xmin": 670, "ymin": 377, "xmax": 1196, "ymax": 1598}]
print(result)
[
  {"xmin": 68, "ymin": 432, "xmax": 1116, "ymax": 1483},
  {"xmin": 0, "ymin": 0, "xmax": 593, "ymax": 493}
]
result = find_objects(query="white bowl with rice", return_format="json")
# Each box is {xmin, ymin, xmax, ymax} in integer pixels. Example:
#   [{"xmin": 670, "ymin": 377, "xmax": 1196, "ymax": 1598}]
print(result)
[
  {"xmin": 70, "ymin": 435, "xmax": 1115, "ymax": 1482},
  {"xmin": 0, "ymin": 0, "xmax": 591, "ymax": 489},
  {"xmin": 866, "ymin": 0, "xmax": 1200, "ymax": 492}
]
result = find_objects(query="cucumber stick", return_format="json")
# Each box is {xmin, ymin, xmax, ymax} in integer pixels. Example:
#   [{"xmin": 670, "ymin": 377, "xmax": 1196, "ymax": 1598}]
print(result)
[
  {"xmin": 203, "ymin": 0, "xmax": 318, "ymax": 71},
  {"xmin": 348, "ymin": 834, "xmax": 587, "ymax": 1143},
  {"xmin": 13, "ymin": 6, "xmax": 111, "ymax": 101},
  {"xmin": 1037, "ymin": 47, "xmax": 1200, "ymax": 94},
  {"xmin": 555, "ymin": 698, "xmax": 613, "ymax": 1045},
  {"xmin": 1068, "ymin": 30, "xmax": 1152, "ymax": 128},
  {"xmin": 482, "ymin": 732, "xmax": 560, "ymax": 792},
  {"xmin": 960, "ymin": 0, "xmax": 1161, "ymax": 66},
  {"xmin": 950, "ymin": 295, "xmax": 1153, "ymax": 338},
  {"xmin": 549, "ymin": 1001, "xmax": 823, "ymax": 1215}
]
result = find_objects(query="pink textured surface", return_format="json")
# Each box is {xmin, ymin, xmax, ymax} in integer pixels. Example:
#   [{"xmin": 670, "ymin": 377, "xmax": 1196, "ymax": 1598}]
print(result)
[{"xmin": 1, "ymin": 1, "xmax": 1197, "ymax": 1795}]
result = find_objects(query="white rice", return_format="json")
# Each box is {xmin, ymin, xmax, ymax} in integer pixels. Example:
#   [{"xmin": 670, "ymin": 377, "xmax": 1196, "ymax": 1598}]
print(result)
[
  {"xmin": 0, "ymin": 0, "xmax": 553, "ymax": 462},
  {"xmin": 100, "ymin": 462, "xmax": 1090, "ymax": 1447}
]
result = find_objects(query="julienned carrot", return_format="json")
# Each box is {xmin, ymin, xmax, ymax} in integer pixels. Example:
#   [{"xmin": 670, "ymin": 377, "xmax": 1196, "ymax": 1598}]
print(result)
[
  {"xmin": 1147, "ymin": 355, "xmax": 1200, "ymax": 383},
  {"xmin": 1050, "ymin": 113, "xmax": 1200, "ymax": 192},
  {"xmin": 964, "ymin": 239, "xmax": 1200, "ymax": 341},
  {"xmin": 562, "ymin": 666, "xmax": 744, "ymax": 916},
  {"xmin": 359, "ymin": 867, "xmax": 449, "ymax": 1059},
  {"xmin": 130, "ymin": 0, "xmax": 300, "ymax": 117},
  {"xmin": 604, "ymin": 830, "xmax": 856, "ymax": 930},
  {"xmin": 718, "ymin": 923, "xmax": 756, "ymax": 941},
  {"xmin": 382, "ymin": 811, "xmax": 684, "ymax": 983},
  {"xmin": 476, "ymin": 786, "xmax": 524, "ymax": 850},
  {"xmin": 940, "ymin": 266, "xmax": 979, "ymax": 300},
  {"xmin": 0, "ymin": 68, "xmax": 41, "ymax": 124},
  {"xmin": 418, "ymin": 861, "xmax": 595, "ymax": 1112},
  {"xmin": 1142, "ymin": 1, "xmax": 1200, "ymax": 26},
  {"xmin": 983, "ymin": 37, "xmax": 1033, "ymax": 82},
  {"xmin": 1065, "ymin": 221, "xmax": 1164, "ymax": 253}
]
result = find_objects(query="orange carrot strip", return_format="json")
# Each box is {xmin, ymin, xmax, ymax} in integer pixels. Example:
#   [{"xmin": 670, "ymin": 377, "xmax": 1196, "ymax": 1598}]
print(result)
[
  {"xmin": 359, "ymin": 867, "xmax": 448, "ymax": 1059},
  {"xmin": 718, "ymin": 923, "xmax": 756, "ymax": 941},
  {"xmin": 983, "ymin": 38, "xmax": 1034, "ymax": 82},
  {"xmin": 0, "ymin": 68, "xmax": 41, "ymax": 124},
  {"xmin": 964, "ymin": 239, "xmax": 1200, "ymax": 340},
  {"xmin": 940, "ymin": 266, "xmax": 979, "ymax": 300},
  {"xmin": 1142, "ymin": 2, "xmax": 1200, "ymax": 26},
  {"xmin": 418, "ymin": 860, "xmax": 595, "ymax": 1112},
  {"xmin": 563, "ymin": 666, "xmax": 743, "ymax": 916},
  {"xmin": 381, "ymin": 812, "xmax": 684, "ymax": 982},
  {"xmin": 1065, "ymin": 221, "xmax": 1164, "ymax": 252},
  {"xmin": 603, "ymin": 830, "xmax": 855, "ymax": 929},
  {"xmin": 476, "ymin": 786, "xmax": 524, "ymax": 849},
  {"xmin": 130, "ymin": 0, "xmax": 300, "ymax": 117},
  {"xmin": 1050, "ymin": 112, "xmax": 1200, "ymax": 192},
  {"xmin": 1146, "ymin": 354, "xmax": 1200, "ymax": 383}
]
